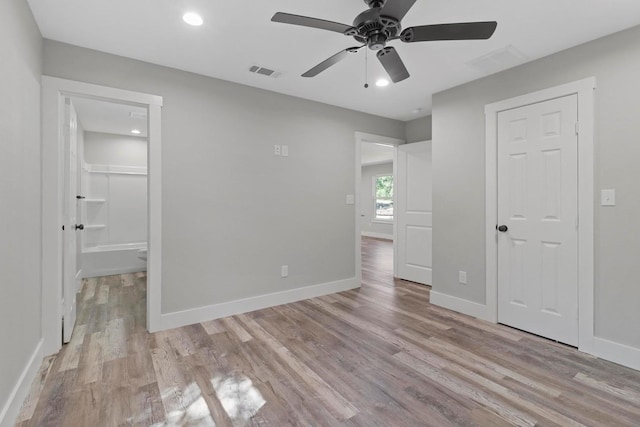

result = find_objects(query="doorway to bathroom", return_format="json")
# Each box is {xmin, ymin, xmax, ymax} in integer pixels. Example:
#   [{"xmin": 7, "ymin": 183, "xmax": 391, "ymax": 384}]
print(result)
[
  {"xmin": 64, "ymin": 96, "xmax": 149, "ymax": 343},
  {"xmin": 41, "ymin": 77, "xmax": 162, "ymax": 356}
]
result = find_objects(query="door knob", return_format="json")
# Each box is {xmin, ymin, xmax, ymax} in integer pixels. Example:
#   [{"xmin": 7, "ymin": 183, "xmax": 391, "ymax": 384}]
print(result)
[
  {"xmin": 75, "ymin": 224, "xmax": 84, "ymax": 230},
  {"xmin": 497, "ymin": 225, "xmax": 508, "ymax": 232}
]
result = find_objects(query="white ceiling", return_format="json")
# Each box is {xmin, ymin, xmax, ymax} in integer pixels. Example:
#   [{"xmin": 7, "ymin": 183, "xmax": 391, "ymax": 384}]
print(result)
[
  {"xmin": 72, "ymin": 97, "xmax": 148, "ymax": 137},
  {"xmin": 28, "ymin": 0, "xmax": 640, "ymax": 121}
]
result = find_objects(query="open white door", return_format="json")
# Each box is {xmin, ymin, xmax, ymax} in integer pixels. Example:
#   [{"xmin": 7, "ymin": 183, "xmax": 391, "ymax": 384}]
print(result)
[
  {"xmin": 497, "ymin": 94, "xmax": 579, "ymax": 346},
  {"xmin": 62, "ymin": 98, "xmax": 80, "ymax": 343},
  {"xmin": 395, "ymin": 141, "xmax": 432, "ymax": 284}
]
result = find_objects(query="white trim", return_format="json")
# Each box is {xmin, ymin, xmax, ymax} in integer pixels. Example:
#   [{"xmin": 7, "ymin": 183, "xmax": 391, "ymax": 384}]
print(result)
[
  {"xmin": 0, "ymin": 339, "xmax": 43, "ymax": 427},
  {"xmin": 361, "ymin": 231, "xmax": 393, "ymax": 240},
  {"xmin": 41, "ymin": 76, "xmax": 163, "ymax": 354},
  {"xmin": 430, "ymin": 291, "xmax": 491, "ymax": 321},
  {"xmin": 160, "ymin": 277, "xmax": 359, "ymax": 330},
  {"xmin": 362, "ymin": 159, "xmax": 394, "ymax": 167},
  {"xmin": 484, "ymin": 77, "xmax": 596, "ymax": 354},
  {"xmin": 593, "ymin": 337, "xmax": 640, "ymax": 371},
  {"xmin": 84, "ymin": 163, "xmax": 147, "ymax": 175},
  {"xmin": 355, "ymin": 132, "xmax": 404, "ymax": 282}
]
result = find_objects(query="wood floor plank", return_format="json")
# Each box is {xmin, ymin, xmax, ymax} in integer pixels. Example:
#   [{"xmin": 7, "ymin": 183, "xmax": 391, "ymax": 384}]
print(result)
[{"xmin": 16, "ymin": 237, "xmax": 640, "ymax": 426}]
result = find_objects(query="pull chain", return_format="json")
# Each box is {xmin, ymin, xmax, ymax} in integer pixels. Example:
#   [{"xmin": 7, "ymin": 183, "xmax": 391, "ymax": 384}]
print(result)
[{"xmin": 364, "ymin": 48, "xmax": 369, "ymax": 89}]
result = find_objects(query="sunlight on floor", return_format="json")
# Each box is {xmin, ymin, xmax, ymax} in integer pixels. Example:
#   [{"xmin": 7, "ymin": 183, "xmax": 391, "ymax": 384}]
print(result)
[
  {"xmin": 212, "ymin": 373, "xmax": 266, "ymax": 422},
  {"xmin": 152, "ymin": 382, "xmax": 215, "ymax": 427}
]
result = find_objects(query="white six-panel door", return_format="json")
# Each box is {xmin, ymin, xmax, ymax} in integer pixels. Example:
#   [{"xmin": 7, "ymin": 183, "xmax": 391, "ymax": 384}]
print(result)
[
  {"xmin": 395, "ymin": 141, "xmax": 432, "ymax": 285},
  {"xmin": 62, "ymin": 98, "xmax": 79, "ymax": 343},
  {"xmin": 497, "ymin": 94, "xmax": 579, "ymax": 346}
]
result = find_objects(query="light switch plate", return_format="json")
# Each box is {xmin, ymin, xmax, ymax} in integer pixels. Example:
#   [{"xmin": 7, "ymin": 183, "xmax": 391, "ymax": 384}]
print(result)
[
  {"xmin": 281, "ymin": 145, "xmax": 289, "ymax": 157},
  {"xmin": 346, "ymin": 194, "xmax": 355, "ymax": 205},
  {"xmin": 601, "ymin": 189, "xmax": 615, "ymax": 206}
]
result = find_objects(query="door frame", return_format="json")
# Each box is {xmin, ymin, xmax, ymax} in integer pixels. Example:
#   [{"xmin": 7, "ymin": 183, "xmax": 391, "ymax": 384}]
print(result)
[
  {"xmin": 354, "ymin": 132, "xmax": 404, "ymax": 283},
  {"xmin": 41, "ymin": 76, "xmax": 163, "ymax": 356},
  {"xmin": 484, "ymin": 77, "xmax": 596, "ymax": 354}
]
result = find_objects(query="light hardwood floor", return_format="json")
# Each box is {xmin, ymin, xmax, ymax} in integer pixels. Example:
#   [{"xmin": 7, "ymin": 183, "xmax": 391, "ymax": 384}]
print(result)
[{"xmin": 16, "ymin": 237, "xmax": 640, "ymax": 426}]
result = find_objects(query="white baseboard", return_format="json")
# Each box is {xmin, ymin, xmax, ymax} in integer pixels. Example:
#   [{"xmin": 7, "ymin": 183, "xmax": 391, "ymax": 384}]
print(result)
[
  {"xmin": 361, "ymin": 232, "xmax": 393, "ymax": 240},
  {"xmin": 0, "ymin": 339, "xmax": 43, "ymax": 427},
  {"xmin": 430, "ymin": 290, "xmax": 491, "ymax": 322},
  {"xmin": 594, "ymin": 337, "xmax": 640, "ymax": 371},
  {"xmin": 160, "ymin": 277, "xmax": 359, "ymax": 331},
  {"xmin": 82, "ymin": 266, "xmax": 147, "ymax": 278}
]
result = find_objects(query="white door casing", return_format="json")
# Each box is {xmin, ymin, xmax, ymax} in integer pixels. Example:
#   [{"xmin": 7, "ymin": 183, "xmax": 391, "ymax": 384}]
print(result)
[
  {"xmin": 497, "ymin": 95, "xmax": 578, "ymax": 346},
  {"xmin": 354, "ymin": 132, "xmax": 404, "ymax": 284},
  {"xmin": 62, "ymin": 98, "xmax": 79, "ymax": 343},
  {"xmin": 42, "ymin": 76, "xmax": 163, "ymax": 356},
  {"xmin": 395, "ymin": 141, "xmax": 432, "ymax": 285}
]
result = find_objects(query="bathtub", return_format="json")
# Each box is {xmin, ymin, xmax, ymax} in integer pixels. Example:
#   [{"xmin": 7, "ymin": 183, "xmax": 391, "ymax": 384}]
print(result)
[{"xmin": 81, "ymin": 242, "xmax": 147, "ymax": 278}]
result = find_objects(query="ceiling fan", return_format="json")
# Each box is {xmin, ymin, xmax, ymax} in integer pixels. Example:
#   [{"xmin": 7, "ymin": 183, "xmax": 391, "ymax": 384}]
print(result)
[{"xmin": 271, "ymin": 0, "xmax": 497, "ymax": 83}]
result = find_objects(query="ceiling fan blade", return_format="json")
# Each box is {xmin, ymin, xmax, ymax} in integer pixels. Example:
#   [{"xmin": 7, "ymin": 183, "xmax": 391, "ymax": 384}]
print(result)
[
  {"xmin": 302, "ymin": 47, "xmax": 361, "ymax": 77},
  {"xmin": 376, "ymin": 47, "xmax": 409, "ymax": 83},
  {"xmin": 401, "ymin": 21, "xmax": 498, "ymax": 42},
  {"xmin": 271, "ymin": 12, "xmax": 352, "ymax": 34},
  {"xmin": 379, "ymin": 0, "xmax": 417, "ymax": 21}
]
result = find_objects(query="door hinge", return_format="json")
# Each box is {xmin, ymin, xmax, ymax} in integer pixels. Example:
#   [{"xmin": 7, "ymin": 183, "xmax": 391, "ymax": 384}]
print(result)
[{"xmin": 575, "ymin": 122, "xmax": 579, "ymax": 136}]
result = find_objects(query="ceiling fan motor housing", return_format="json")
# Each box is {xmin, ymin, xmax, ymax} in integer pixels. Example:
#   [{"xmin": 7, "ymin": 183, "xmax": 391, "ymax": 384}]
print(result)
[
  {"xmin": 364, "ymin": 0, "xmax": 386, "ymax": 8},
  {"xmin": 348, "ymin": 8, "xmax": 401, "ymax": 51}
]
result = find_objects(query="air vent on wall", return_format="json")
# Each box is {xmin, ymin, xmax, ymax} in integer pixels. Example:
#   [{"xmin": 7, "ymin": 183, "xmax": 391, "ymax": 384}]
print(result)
[{"xmin": 248, "ymin": 64, "xmax": 281, "ymax": 78}]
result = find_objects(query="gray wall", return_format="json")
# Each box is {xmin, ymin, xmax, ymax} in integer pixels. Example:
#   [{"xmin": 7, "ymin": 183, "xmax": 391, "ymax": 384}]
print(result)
[
  {"xmin": 433, "ymin": 24, "xmax": 640, "ymax": 348},
  {"xmin": 0, "ymin": 0, "xmax": 42, "ymax": 421},
  {"xmin": 84, "ymin": 132, "xmax": 148, "ymax": 167},
  {"xmin": 43, "ymin": 40, "xmax": 405, "ymax": 313},
  {"xmin": 360, "ymin": 162, "xmax": 394, "ymax": 238},
  {"xmin": 405, "ymin": 115, "xmax": 432, "ymax": 143}
]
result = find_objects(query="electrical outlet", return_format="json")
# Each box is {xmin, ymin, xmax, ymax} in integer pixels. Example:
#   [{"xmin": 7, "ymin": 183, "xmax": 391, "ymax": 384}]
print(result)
[
  {"xmin": 274, "ymin": 145, "xmax": 281, "ymax": 156},
  {"xmin": 458, "ymin": 270, "xmax": 467, "ymax": 284},
  {"xmin": 346, "ymin": 194, "xmax": 355, "ymax": 205},
  {"xmin": 281, "ymin": 145, "xmax": 289, "ymax": 157},
  {"xmin": 281, "ymin": 265, "xmax": 288, "ymax": 278}
]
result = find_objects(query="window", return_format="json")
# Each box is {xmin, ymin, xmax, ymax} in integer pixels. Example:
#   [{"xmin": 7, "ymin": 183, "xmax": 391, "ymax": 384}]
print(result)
[{"xmin": 374, "ymin": 174, "xmax": 393, "ymax": 220}]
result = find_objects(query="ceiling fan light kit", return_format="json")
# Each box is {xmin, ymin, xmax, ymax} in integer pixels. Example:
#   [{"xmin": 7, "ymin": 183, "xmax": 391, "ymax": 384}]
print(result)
[{"xmin": 271, "ymin": 0, "xmax": 497, "ymax": 84}]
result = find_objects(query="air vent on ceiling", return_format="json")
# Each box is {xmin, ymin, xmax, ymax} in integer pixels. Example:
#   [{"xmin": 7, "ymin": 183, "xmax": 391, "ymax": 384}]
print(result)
[
  {"xmin": 248, "ymin": 64, "xmax": 281, "ymax": 78},
  {"xmin": 466, "ymin": 45, "xmax": 529, "ymax": 75}
]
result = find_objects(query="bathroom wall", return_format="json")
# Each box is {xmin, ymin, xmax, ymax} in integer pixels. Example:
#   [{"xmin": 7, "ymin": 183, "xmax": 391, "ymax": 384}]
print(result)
[
  {"xmin": 84, "ymin": 132, "xmax": 147, "ymax": 167},
  {"xmin": 81, "ymin": 131, "xmax": 148, "ymax": 277},
  {"xmin": 360, "ymin": 162, "xmax": 394, "ymax": 239}
]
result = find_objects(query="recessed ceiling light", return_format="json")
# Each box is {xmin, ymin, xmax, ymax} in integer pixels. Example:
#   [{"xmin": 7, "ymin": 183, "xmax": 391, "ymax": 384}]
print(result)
[
  {"xmin": 131, "ymin": 129, "xmax": 141, "ymax": 135},
  {"xmin": 375, "ymin": 78, "xmax": 390, "ymax": 87},
  {"xmin": 412, "ymin": 107, "xmax": 423, "ymax": 114},
  {"xmin": 183, "ymin": 12, "xmax": 203, "ymax": 26}
]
